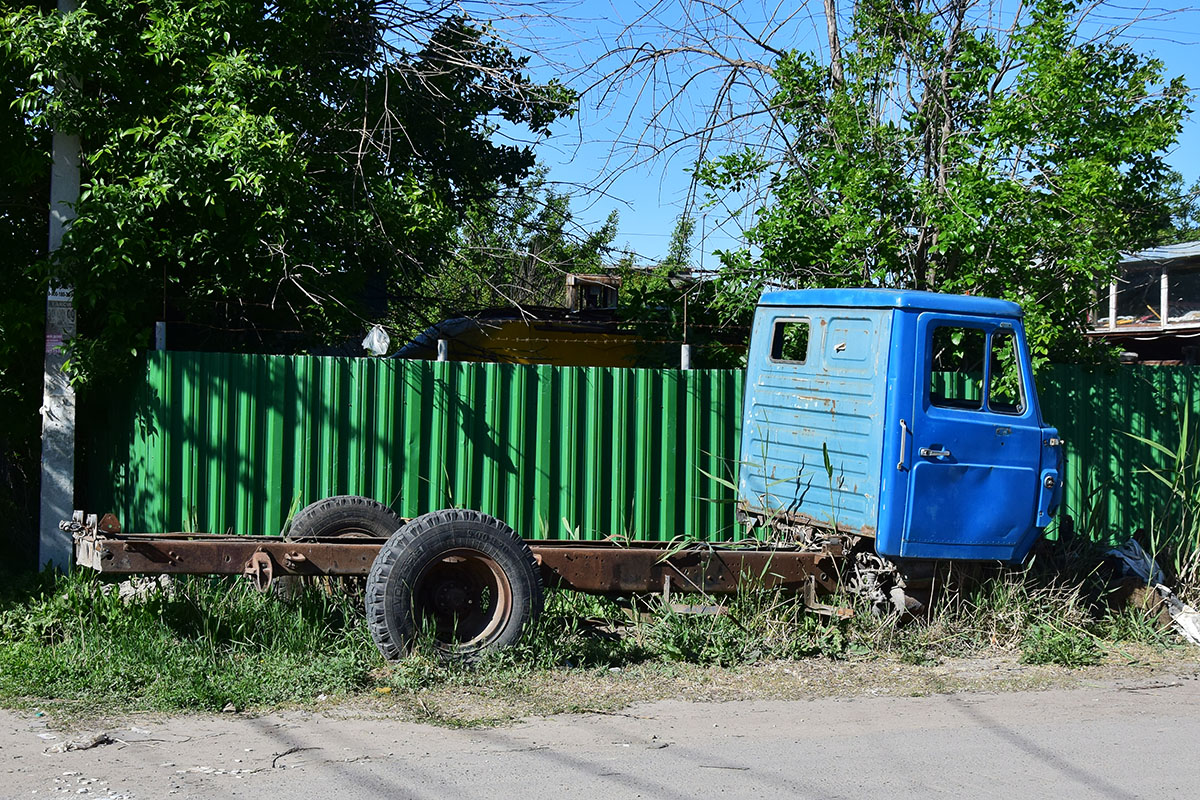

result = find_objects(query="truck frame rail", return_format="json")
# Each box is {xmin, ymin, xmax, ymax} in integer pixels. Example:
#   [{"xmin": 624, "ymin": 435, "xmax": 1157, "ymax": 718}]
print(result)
[{"xmin": 66, "ymin": 511, "xmax": 844, "ymax": 603}]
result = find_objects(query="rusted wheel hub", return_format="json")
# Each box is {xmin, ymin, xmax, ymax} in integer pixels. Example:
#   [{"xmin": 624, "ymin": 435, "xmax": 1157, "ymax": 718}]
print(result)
[{"xmin": 413, "ymin": 548, "xmax": 514, "ymax": 648}]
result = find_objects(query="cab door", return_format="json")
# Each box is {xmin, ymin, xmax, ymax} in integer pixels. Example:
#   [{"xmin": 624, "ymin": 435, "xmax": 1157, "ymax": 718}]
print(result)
[{"xmin": 902, "ymin": 314, "xmax": 1043, "ymax": 562}]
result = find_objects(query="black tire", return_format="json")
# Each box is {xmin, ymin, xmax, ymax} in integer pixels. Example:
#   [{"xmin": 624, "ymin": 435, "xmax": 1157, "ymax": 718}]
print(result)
[
  {"xmin": 365, "ymin": 509, "xmax": 543, "ymax": 660},
  {"xmin": 285, "ymin": 495, "xmax": 403, "ymax": 541},
  {"xmin": 275, "ymin": 496, "xmax": 403, "ymax": 602}
]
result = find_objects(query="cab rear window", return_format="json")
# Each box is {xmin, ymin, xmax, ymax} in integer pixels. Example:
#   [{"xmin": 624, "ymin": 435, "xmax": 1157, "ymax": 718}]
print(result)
[{"xmin": 770, "ymin": 320, "xmax": 810, "ymax": 363}]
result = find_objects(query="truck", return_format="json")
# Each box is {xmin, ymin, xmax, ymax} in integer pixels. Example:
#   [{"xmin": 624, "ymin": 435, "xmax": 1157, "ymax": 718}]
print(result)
[{"xmin": 69, "ymin": 288, "xmax": 1063, "ymax": 659}]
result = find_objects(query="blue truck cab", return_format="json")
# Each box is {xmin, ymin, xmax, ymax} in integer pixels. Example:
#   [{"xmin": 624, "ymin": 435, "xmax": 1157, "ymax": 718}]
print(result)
[{"xmin": 738, "ymin": 288, "xmax": 1063, "ymax": 565}]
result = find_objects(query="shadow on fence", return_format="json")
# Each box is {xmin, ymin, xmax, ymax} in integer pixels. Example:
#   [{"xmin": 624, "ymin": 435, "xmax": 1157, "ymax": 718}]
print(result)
[{"xmin": 80, "ymin": 354, "xmax": 744, "ymax": 542}]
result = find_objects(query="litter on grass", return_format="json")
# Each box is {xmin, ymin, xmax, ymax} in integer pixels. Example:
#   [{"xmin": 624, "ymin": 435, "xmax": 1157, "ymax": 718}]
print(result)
[{"xmin": 1108, "ymin": 539, "xmax": 1200, "ymax": 648}]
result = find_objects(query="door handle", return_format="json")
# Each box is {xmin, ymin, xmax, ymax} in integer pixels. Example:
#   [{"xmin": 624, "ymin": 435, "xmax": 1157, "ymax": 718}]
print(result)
[
  {"xmin": 897, "ymin": 419, "xmax": 911, "ymax": 471},
  {"xmin": 919, "ymin": 447, "xmax": 952, "ymax": 459}
]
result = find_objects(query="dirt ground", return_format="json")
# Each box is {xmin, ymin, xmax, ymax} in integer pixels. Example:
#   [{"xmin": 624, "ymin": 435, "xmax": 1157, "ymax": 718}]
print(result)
[
  {"xmin": 4, "ymin": 649, "xmax": 1200, "ymax": 799},
  {"xmin": 365, "ymin": 645, "xmax": 1200, "ymax": 726}
]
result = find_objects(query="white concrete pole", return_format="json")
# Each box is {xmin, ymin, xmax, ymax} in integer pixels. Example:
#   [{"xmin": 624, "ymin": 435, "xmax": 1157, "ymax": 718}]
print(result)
[
  {"xmin": 39, "ymin": 0, "xmax": 80, "ymax": 570},
  {"xmin": 1160, "ymin": 267, "xmax": 1170, "ymax": 327}
]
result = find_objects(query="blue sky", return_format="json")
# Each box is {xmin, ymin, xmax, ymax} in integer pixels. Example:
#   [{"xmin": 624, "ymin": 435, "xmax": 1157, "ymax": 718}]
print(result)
[{"xmin": 493, "ymin": 1, "xmax": 1200, "ymax": 265}]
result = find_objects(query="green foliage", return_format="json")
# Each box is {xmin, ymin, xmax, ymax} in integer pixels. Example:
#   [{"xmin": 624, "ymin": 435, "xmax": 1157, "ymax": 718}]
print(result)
[
  {"xmin": 698, "ymin": 0, "xmax": 1191, "ymax": 365},
  {"xmin": 0, "ymin": 565, "xmax": 1185, "ymax": 715},
  {"xmin": 0, "ymin": 2, "xmax": 577, "ymax": 562},
  {"xmin": 0, "ymin": 571, "xmax": 376, "ymax": 711},
  {"xmin": 1126, "ymin": 406, "xmax": 1200, "ymax": 601},
  {"xmin": 1094, "ymin": 605, "xmax": 1174, "ymax": 648},
  {"xmin": 1157, "ymin": 173, "xmax": 1200, "ymax": 244},
  {"xmin": 643, "ymin": 592, "xmax": 850, "ymax": 665},
  {"xmin": 0, "ymin": 3, "xmax": 51, "ymax": 564},
  {"xmin": 392, "ymin": 587, "xmax": 853, "ymax": 677},
  {"xmin": 618, "ymin": 215, "xmax": 752, "ymax": 367},
  {"xmin": 1020, "ymin": 622, "xmax": 1101, "ymax": 667},
  {"xmin": 409, "ymin": 170, "xmax": 620, "ymax": 338},
  {"xmin": 0, "ymin": 2, "xmax": 575, "ymax": 380}
]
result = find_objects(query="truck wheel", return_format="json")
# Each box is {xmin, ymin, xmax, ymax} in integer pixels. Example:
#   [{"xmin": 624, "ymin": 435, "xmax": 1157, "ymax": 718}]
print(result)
[
  {"xmin": 285, "ymin": 495, "xmax": 402, "ymax": 540},
  {"xmin": 365, "ymin": 509, "xmax": 543, "ymax": 660}
]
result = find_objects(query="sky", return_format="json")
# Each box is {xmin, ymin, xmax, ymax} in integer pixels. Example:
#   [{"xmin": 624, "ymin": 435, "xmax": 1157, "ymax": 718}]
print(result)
[{"xmin": 484, "ymin": 1, "xmax": 1200, "ymax": 266}]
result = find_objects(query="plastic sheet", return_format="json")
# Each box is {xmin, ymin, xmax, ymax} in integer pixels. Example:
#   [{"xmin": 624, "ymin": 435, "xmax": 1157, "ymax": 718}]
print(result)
[{"xmin": 1108, "ymin": 539, "xmax": 1200, "ymax": 648}]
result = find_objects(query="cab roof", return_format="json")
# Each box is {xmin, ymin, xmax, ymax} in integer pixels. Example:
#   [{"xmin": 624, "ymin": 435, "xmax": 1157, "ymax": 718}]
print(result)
[{"xmin": 757, "ymin": 288, "xmax": 1023, "ymax": 319}]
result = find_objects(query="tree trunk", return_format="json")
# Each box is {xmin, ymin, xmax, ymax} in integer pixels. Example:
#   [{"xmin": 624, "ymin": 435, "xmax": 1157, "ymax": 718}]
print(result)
[{"xmin": 824, "ymin": 0, "xmax": 844, "ymax": 90}]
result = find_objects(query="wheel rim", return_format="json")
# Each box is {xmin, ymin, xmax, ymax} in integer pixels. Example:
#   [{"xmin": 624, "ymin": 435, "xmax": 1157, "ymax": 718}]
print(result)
[{"xmin": 412, "ymin": 548, "xmax": 514, "ymax": 652}]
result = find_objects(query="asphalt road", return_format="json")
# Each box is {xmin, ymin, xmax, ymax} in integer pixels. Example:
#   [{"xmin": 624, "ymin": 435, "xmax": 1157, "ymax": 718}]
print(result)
[{"xmin": 5, "ymin": 676, "xmax": 1200, "ymax": 799}]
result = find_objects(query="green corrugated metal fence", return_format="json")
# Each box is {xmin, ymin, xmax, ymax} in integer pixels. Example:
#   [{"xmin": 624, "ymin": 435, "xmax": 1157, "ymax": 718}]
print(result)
[
  {"xmin": 1038, "ymin": 364, "xmax": 1200, "ymax": 541},
  {"xmin": 82, "ymin": 353, "xmax": 1200, "ymax": 546},
  {"xmin": 83, "ymin": 353, "xmax": 744, "ymax": 542}
]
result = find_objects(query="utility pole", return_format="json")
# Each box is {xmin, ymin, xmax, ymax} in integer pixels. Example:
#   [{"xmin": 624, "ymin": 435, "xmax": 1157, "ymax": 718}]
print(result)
[{"xmin": 39, "ymin": 0, "xmax": 79, "ymax": 570}]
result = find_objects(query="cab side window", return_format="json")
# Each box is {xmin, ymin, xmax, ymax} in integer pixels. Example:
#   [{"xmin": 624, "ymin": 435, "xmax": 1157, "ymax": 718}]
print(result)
[
  {"xmin": 929, "ymin": 326, "xmax": 985, "ymax": 410},
  {"xmin": 928, "ymin": 324, "xmax": 1026, "ymax": 414},
  {"xmin": 988, "ymin": 331, "xmax": 1026, "ymax": 414}
]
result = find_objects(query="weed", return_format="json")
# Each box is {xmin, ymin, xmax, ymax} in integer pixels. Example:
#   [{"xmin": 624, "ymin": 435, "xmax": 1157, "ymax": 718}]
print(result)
[
  {"xmin": 1126, "ymin": 405, "xmax": 1200, "ymax": 602},
  {"xmin": 1095, "ymin": 605, "xmax": 1176, "ymax": 648},
  {"xmin": 0, "ymin": 547, "xmax": 1189, "ymax": 719},
  {"xmin": 0, "ymin": 570, "xmax": 377, "ymax": 713},
  {"xmin": 841, "ymin": 551, "xmax": 1176, "ymax": 667},
  {"xmin": 1020, "ymin": 623, "xmax": 1101, "ymax": 667},
  {"xmin": 636, "ymin": 587, "xmax": 855, "ymax": 664}
]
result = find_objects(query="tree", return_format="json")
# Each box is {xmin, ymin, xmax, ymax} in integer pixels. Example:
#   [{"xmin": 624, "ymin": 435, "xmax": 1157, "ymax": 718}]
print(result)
[
  {"xmin": 0, "ymin": 0, "xmax": 575, "ymax": 564},
  {"xmin": 1159, "ymin": 173, "xmax": 1200, "ymax": 244},
  {"xmin": 412, "ymin": 169, "xmax": 620, "ymax": 335},
  {"xmin": 618, "ymin": 215, "xmax": 751, "ymax": 367},
  {"xmin": 1, "ymin": 1, "xmax": 575, "ymax": 377},
  {"xmin": 0, "ymin": 1, "xmax": 50, "ymax": 556},
  {"xmin": 691, "ymin": 0, "xmax": 1190, "ymax": 364}
]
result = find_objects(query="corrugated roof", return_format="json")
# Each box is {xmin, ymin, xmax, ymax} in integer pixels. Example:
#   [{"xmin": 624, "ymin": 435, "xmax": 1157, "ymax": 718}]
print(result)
[{"xmin": 1121, "ymin": 241, "xmax": 1200, "ymax": 264}]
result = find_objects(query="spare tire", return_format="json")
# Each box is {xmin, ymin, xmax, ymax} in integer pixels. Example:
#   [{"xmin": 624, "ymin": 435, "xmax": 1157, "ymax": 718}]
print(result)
[
  {"xmin": 274, "ymin": 496, "xmax": 404, "ymax": 602},
  {"xmin": 365, "ymin": 509, "xmax": 543, "ymax": 660},
  {"xmin": 285, "ymin": 495, "xmax": 403, "ymax": 541}
]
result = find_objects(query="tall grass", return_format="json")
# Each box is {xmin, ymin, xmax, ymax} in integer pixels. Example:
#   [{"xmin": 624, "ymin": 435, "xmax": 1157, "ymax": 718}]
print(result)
[
  {"xmin": 0, "ymin": 570, "xmax": 378, "ymax": 712},
  {"xmin": 1124, "ymin": 406, "xmax": 1200, "ymax": 603},
  {"xmin": 0, "ymin": 555, "xmax": 1182, "ymax": 715}
]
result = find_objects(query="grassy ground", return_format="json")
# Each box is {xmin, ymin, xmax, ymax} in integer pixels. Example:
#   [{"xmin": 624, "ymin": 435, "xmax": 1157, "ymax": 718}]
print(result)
[{"xmin": 0, "ymin": 547, "xmax": 1193, "ymax": 723}]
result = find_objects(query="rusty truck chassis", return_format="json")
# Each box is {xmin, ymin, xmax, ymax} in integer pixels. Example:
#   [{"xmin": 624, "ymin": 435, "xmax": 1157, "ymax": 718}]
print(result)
[{"xmin": 66, "ymin": 512, "xmax": 846, "ymax": 612}]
